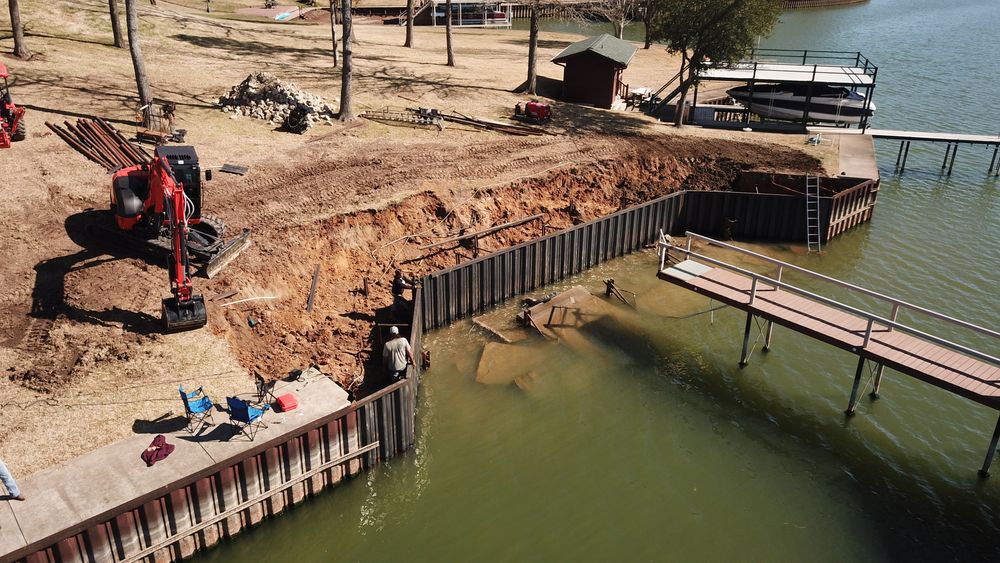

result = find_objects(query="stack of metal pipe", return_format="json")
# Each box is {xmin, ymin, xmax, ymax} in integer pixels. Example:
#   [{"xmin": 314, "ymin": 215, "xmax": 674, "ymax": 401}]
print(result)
[{"xmin": 45, "ymin": 118, "xmax": 151, "ymax": 171}]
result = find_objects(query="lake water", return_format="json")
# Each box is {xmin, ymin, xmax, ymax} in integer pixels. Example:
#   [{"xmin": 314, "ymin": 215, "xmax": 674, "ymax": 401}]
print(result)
[{"xmin": 199, "ymin": 1, "xmax": 999, "ymax": 560}]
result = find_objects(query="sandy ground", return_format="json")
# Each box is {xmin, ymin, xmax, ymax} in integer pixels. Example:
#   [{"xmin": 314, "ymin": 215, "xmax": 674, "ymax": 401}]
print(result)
[{"xmin": 0, "ymin": 0, "xmax": 834, "ymax": 477}]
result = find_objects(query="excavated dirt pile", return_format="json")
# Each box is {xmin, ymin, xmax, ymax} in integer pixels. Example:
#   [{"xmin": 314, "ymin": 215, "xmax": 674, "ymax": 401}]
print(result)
[{"xmin": 219, "ymin": 72, "xmax": 338, "ymax": 131}]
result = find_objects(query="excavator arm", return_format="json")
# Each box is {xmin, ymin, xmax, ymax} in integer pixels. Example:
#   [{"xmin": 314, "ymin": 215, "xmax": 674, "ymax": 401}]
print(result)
[{"xmin": 149, "ymin": 157, "xmax": 207, "ymax": 331}]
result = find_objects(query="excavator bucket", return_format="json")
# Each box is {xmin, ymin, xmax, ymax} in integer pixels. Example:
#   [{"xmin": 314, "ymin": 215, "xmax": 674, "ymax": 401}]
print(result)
[
  {"xmin": 204, "ymin": 228, "xmax": 252, "ymax": 279},
  {"xmin": 162, "ymin": 295, "xmax": 208, "ymax": 332}
]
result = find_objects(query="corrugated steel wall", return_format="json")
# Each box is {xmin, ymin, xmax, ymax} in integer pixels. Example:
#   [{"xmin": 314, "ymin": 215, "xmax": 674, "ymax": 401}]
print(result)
[
  {"xmin": 420, "ymin": 183, "xmax": 873, "ymax": 331},
  {"xmin": 16, "ymin": 373, "xmax": 420, "ymax": 563}
]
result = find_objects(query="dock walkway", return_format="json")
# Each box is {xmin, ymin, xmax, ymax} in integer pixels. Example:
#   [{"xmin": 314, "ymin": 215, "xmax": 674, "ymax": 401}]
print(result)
[
  {"xmin": 656, "ymin": 232, "xmax": 1000, "ymax": 476},
  {"xmin": 811, "ymin": 127, "xmax": 1000, "ymax": 175}
]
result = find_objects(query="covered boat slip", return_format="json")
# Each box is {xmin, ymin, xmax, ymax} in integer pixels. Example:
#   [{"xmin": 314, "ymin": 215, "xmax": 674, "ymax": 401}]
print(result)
[
  {"xmin": 656, "ymin": 233, "xmax": 1000, "ymax": 477},
  {"xmin": 687, "ymin": 49, "xmax": 878, "ymax": 130}
]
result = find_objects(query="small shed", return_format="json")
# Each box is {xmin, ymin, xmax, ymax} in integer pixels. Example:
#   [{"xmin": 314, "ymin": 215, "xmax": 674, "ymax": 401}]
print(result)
[{"xmin": 551, "ymin": 34, "xmax": 637, "ymax": 110}]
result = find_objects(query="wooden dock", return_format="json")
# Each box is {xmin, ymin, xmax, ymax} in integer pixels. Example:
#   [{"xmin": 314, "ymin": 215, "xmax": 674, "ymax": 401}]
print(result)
[
  {"xmin": 656, "ymin": 232, "xmax": 1000, "ymax": 476},
  {"xmin": 811, "ymin": 127, "xmax": 1000, "ymax": 175}
]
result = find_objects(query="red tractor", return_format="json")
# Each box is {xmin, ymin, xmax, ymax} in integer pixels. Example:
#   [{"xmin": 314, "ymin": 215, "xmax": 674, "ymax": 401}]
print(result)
[
  {"xmin": 513, "ymin": 101, "xmax": 552, "ymax": 125},
  {"xmin": 104, "ymin": 146, "xmax": 251, "ymax": 331},
  {"xmin": 0, "ymin": 61, "xmax": 26, "ymax": 148}
]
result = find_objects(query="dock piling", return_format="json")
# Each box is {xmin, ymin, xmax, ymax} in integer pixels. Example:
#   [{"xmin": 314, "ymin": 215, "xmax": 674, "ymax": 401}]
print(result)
[
  {"xmin": 763, "ymin": 319, "xmax": 775, "ymax": 351},
  {"xmin": 739, "ymin": 311, "xmax": 753, "ymax": 367},
  {"xmin": 941, "ymin": 143, "xmax": 952, "ymax": 170},
  {"xmin": 870, "ymin": 363, "xmax": 886, "ymax": 398},
  {"xmin": 948, "ymin": 144, "xmax": 958, "ymax": 175},
  {"xmin": 978, "ymin": 413, "xmax": 1000, "ymax": 478},
  {"xmin": 989, "ymin": 145, "xmax": 999, "ymax": 176},
  {"xmin": 900, "ymin": 141, "xmax": 911, "ymax": 172},
  {"xmin": 845, "ymin": 356, "xmax": 867, "ymax": 416}
]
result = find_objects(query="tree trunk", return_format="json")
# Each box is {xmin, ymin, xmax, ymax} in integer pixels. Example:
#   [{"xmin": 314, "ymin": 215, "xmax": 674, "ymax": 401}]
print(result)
[
  {"xmin": 404, "ymin": 0, "xmax": 413, "ymax": 47},
  {"xmin": 329, "ymin": 0, "xmax": 338, "ymax": 67},
  {"xmin": 445, "ymin": 0, "xmax": 454, "ymax": 66},
  {"xmin": 525, "ymin": 2, "xmax": 538, "ymax": 94},
  {"xmin": 338, "ymin": 0, "xmax": 355, "ymax": 121},
  {"xmin": 613, "ymin": 20, "xmax": 624, "ymax": 39},
  {"xmin": 124, "ymin": 0, "xmax": 153, "ymax": 125},
  {"xmin": 109, "ymin": 0, "xmax": 124, "ymax": 48},
  {"xmin": 642, "ymin": 1, "xmax": 653, "ymax": 49},
  {"xmin": 7, "ymin": 0, "xmax": 31, "ymax": 59}
]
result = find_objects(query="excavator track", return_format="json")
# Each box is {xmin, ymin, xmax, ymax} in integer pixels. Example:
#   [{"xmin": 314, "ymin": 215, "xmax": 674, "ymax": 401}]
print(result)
[{"xmin": 87, "ymin": 212, "xmax": 250, "ymax": 278}]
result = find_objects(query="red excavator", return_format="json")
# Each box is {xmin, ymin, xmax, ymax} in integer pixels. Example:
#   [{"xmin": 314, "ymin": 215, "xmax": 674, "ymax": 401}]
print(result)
[
  {"xmin": 105, "ymin": 146, "xmax": 251, "ymax": 331},
  {"xmin": 0, "ymin": 60, "xmax": 26, "ymax": 148}
]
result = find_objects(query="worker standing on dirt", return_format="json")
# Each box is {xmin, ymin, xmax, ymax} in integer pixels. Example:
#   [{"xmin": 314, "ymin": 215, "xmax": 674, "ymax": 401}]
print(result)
[
  {"xmin": 392, "ymin": 269, "xmax": 416, "ymax": 315},
  {"xmin": 382, "ymin": 326, "xmax": 413, "ymax": 381},
  {"xmin": 0, "ymin": 458, "xmax": 25, "ymax": 501}
]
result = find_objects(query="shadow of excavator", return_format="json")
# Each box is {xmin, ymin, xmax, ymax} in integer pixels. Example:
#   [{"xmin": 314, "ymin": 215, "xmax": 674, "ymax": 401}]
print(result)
[{"xmin": 28, "ymin": 209, "xmax": 167, "ymax": 337}]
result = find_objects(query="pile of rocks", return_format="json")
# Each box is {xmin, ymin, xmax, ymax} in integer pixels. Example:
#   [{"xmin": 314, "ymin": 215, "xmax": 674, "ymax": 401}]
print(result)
[{"xmin": 219, "ymin": 72, "xmax": 338, "ymax": 132}]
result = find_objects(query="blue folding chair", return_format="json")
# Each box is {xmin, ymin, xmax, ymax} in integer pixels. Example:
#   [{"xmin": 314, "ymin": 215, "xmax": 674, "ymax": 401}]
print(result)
[
  {"xmin": 179, "ymin": 384, "xmax": 215, "ymax": 433},
  {"xmin": 226, "ymin": 396, "xmax": 270, "ymax": 441}
]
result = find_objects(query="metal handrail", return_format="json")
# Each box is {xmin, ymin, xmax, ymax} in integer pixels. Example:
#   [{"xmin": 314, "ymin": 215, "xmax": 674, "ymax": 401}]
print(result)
[
  {"xmin": 683, "ymin": 232, "xmax": 1000, "ymax": 342},
  {"xmin": 657, "ymin": 235, "xmax": 999, "ymax": 367}
]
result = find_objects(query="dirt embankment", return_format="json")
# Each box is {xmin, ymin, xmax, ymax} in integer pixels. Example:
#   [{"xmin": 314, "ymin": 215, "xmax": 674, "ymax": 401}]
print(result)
[{"xmin": 208, "ymin": 135, "xmax": 820, "ymax": 389}]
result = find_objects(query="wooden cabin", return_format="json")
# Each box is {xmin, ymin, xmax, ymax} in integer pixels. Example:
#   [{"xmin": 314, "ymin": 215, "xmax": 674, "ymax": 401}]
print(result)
[{"xmin": 551, "ymin": 34, "xmax": 637, "ymax": 110}]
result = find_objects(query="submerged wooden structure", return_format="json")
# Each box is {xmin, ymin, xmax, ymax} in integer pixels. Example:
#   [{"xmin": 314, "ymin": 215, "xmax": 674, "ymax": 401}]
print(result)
[{"xmin": 657, "ymin": 232, "xmax": 1000, "ymax": 476}]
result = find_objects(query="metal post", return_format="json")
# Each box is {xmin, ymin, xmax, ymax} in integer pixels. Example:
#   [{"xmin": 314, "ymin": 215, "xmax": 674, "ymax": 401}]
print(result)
[
  {"xmin": 749, "ymin": 277, "xmax": 758, "ymax": 305},
  {"xmin": 845, "ymin": 356, "xmax": 866, "ymax": 415},
  {"xmin": 978, "ymin": 413, "xmax": 1000, "ymax": 478},
  {"xmin": 948, "ymin": 144, "xmax": 958, "ymax": 175},
  {"xmin": 763, "ymin": 320, "xmax": 774, "ymax": 351},
  {"xmin": 941, "ymin": 143, "xmax": 952, "ymax": 169},
  {"xmin": 989, "ymin": 145, "xmax": 999, "ymax": 175},
  {"xmin": 870, "ymin": 363, "xmax": 885, "ymax": 398},
  {"xmin": 895, "ymin": 141, "xmax": 905, "ymax": 169},
  {"xmin": 739, "ymin": 311, "xmax": 753, "ymax": 367},
  {"xmin": 900, "ymin": 141, "xmax": 911, "ymax": 172}
]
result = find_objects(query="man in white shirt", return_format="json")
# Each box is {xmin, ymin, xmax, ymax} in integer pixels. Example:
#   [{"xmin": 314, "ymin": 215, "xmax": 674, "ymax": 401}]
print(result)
[{"xmin": 382, "ymin": 326, "xmax": 413, "ymax": 381}]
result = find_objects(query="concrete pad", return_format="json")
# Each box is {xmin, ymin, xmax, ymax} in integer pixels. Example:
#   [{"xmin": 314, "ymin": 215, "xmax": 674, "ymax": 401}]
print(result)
[
  {"xmin": 4, "ymin": 369, "xmax": 350, "ymax": 556},
  {"xmin": 11, "ymin": 430, "xmax": 216, "ymax": 545},
  {"xmin": 0, "ymin": 500, "xmax": 26, "ymax": 554},
  {"xmin": 195, "ymin": 375, "xmax": 349, "ymax": 463},
  {"xmin": 835, "ymin": 133, "xmax": 879, "ymax": 180}
]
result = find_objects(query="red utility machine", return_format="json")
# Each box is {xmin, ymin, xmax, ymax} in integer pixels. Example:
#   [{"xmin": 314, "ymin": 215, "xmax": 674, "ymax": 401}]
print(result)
[
  {"xmin": 109, "ymin": 146, "xmax": 250, "ymax": 331},
  {"xmin": 513, "ymin": 101, "xmax": 552, "ymax": 125},
  {"xmin": 0, "ymin": 61, "xmax": 26, "ymax": 148}
]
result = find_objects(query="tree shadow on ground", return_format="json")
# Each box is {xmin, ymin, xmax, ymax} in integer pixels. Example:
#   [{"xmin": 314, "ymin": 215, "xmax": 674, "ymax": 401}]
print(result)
[
  {"xmin": 500, "ymin": 37, "xmax": 575, "ymax": 50},
  {"xmin": 553, "ymin": 102, "xmax": 654, "ymax": 136},
  {"xmin": 24, "ymin": 31, "xmax": 113, "ymax": 48},
  {"xmin": 352, "ymin": 65, "xmax": 511, "ymax": 97},
  {"xmin": 20, "ymin": 103, "xmax": 136, "ymax": 126},
  {"xmin": 171, "ymin": 32, "xmax": 332, "ymax": 62}
]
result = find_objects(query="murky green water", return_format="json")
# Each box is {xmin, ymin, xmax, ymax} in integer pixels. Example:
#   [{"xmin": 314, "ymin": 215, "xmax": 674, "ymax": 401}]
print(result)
[{"xmin": 200, "ymin": 2, "xmax": 999, "ymax": 560}]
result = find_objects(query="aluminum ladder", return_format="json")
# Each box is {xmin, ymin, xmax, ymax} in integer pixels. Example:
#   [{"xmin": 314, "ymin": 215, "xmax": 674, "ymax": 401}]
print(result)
[{"xmin": 806, "ymin": 176, "xmax": 822, "ymax": 253}]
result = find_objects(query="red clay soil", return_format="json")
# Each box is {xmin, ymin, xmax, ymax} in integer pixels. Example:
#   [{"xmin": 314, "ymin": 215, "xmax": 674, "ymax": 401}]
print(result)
[
  {"xmin": 2, "ymin": 133, "xmax": 818, "ymax": 394},
  {"xmin": 202, "ymin": 134, "xmax": 819, "ymax": 390}
]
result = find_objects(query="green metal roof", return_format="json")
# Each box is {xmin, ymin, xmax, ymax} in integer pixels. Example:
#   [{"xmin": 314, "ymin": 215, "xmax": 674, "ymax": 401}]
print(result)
[{"xmin": 551, "ymin": 34, "xmax": 637, "ymax": 67}]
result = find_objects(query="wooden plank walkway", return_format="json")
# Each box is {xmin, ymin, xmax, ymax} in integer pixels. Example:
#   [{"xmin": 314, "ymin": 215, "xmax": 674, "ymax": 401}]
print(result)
[
  {"xmin": 656, "ymin": 232, "xmax": 1000, "ymax": 475},
  {"xmin": 659, "ymin": 260, "xmax": 1000, "ymax": 408}
]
